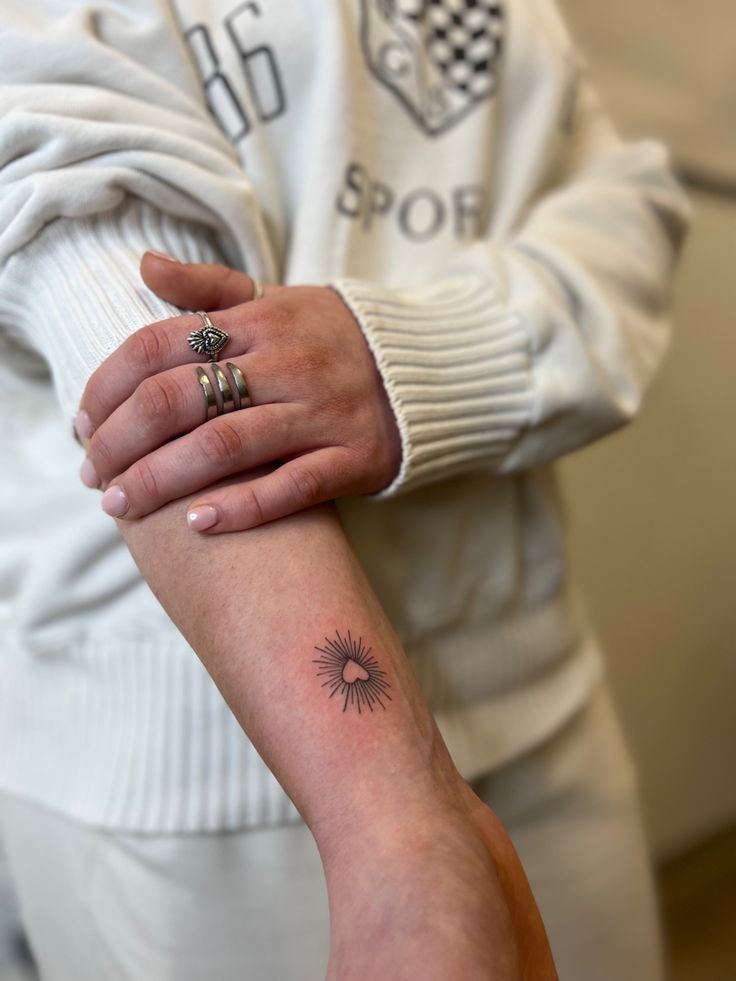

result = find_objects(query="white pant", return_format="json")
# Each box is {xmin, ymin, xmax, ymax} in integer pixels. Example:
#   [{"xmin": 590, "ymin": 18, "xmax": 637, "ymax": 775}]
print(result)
[{"xmin": 0, "ymin": 680, "xmax": 666, "ymax": 981}]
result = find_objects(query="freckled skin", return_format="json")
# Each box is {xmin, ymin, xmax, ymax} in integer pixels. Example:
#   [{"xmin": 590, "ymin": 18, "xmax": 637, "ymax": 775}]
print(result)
[{"xmin": 107, "ymin": 474, "xmax": 556, "ymax": 980}]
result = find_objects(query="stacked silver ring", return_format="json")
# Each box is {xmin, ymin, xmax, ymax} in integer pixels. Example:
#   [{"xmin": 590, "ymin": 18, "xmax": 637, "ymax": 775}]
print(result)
[
  {"xmin": 196, "ymin": 361, "xmax": 251, "ymax": 421},
  {"xmin": 188, "ymin": 278, "xmax": 262, "ymax": 423}
]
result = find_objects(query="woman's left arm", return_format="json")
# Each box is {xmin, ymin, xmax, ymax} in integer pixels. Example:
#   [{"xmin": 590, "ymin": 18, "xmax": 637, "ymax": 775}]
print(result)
[{"xmin": 78, "ymin": 453, "xmax": 558, "ymax": 980}]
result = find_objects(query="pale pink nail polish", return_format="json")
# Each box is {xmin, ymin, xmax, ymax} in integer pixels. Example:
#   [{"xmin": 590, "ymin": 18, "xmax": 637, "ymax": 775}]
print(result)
[
  {"xmin": 74, "ymin": 410, "xmax": 95, "ymax": 442},
  {"xmin": 187, "ymin": 505, "xmax": 219, "ymax": 531},
  {"xmin": 101, "ymin": 485, "xmax": 129, "ymax": 517},
  {"xmin": 146, "ymin": 250, "xmax": 179, "ymax": 263},
  {"xmin": 80, "ymin": 457, "xmax": 100, "ymax": 489}
]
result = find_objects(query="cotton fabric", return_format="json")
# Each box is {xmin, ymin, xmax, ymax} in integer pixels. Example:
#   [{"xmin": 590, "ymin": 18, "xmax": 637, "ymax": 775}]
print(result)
[
  {"xmin": 0, "ymin": 0, "xmax": 689, "ymax": 835},
  {"xmin": 0, "ymin": 680, "xmax": 665, "ymax": 981}
]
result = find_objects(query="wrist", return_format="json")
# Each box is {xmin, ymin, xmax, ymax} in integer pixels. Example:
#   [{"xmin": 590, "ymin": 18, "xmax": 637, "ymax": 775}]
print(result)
[{"xmin": 311, "ymin": 723, "xmax": 470, "ymax": 874}]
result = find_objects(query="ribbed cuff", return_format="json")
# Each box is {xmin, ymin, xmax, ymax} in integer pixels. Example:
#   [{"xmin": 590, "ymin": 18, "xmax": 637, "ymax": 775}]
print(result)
[
  {"xmin": 328, "ymin": 273, "xmax": 535, "ymax": 498},
  {"xmin": 0, "ymin": 196, "xmax": 227, "ymax": 420}
]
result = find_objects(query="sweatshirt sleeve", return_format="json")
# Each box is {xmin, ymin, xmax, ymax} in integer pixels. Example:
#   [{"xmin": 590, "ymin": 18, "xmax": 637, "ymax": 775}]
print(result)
[
  {"xmin": 328, "ymin": 32, "xmax": 692, "ymax": 499},
  {"xmin": 0, "ymin": 0, "xmax": 276, "ymax": 420}
]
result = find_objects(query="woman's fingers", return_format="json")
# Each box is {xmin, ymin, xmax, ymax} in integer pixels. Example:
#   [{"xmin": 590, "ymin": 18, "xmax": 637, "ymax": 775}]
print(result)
[
  {"xmin": 184, "ymin": 448, "xmax": 357, "ymax": 534},
  {"xmin": 85, "ymin": 355, "xmax": 263, "ymax": 485},
  {"xmin": 80, "ymin": 257, "xmax": 268, "ymax": 431},
  {"xmin": 139, "ymin": 252, "xmax": 262, "ymax": 310},
  {"xmin": 98, "ymin": 402, "xmax": 308, "ymax": 520},
  {"xmin": 78, "ymin": 301, "xmax": 266, "ymax": 432}
]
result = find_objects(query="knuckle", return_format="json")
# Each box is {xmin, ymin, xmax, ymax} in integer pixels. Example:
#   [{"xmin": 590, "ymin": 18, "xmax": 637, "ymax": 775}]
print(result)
[
  {"xmin": 88, "ymin": 430, "xmax": 114, "ymax": 474},
  {"xmin": 287, "ymin": 463, "xmax": 322, "ymax": 507},
  {"xmin": 126, "ymin": 325, "xmax": 166, "ymax": 372},
  {"xmin": 199, "ymin": 419, "xmax": 245, "ymax": 470},
  {"xmin": 81, "ymin": 378, "xmax": 104, "ymax": 422},
  {"xmin": 130, "ymin": 457, "xmax": 161, "ymax": 502},
  {"xmin": 240, "ymin": 483, "xmax": 265, "ymax": 526},
  {"xmin": 137, "ymin": 374, "xmax": 181, "ymax": 423}
]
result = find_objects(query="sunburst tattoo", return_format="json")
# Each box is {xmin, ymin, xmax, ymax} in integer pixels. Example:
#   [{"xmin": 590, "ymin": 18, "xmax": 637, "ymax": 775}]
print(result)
[{"xmin": 312, "ymin": 630, "xmax": 392, "ymax": 713}]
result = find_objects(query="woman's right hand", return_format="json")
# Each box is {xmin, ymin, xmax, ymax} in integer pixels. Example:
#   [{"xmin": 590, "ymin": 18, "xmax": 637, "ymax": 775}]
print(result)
[{"xmin": 76, "ymin": 254, "xmax": 403, "ymax": 535}]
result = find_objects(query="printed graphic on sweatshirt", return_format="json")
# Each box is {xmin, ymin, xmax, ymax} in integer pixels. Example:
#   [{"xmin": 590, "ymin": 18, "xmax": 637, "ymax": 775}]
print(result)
[
  {"xmin": 336, "ymin": 161, "xmax": 488, "ymax": 241},
  {"xmin": 184, "ymin": 1, "xmax": 286, "ymax": 143},
  {"xmin": 360, "ymin": 0, "xmax": 504, "ymax": 136}
]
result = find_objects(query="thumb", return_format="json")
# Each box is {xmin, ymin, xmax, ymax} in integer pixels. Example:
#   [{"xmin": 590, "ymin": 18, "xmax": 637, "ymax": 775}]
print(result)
[{"xmin": 140, "ymin": 251, "xmax": 260, "ymax": 310}]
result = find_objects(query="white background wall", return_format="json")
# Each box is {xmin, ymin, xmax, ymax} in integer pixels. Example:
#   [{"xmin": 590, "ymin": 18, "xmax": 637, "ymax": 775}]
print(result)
[{"xmin": 557, "ymin": 0, "xmax": 736, "ymax": 860}]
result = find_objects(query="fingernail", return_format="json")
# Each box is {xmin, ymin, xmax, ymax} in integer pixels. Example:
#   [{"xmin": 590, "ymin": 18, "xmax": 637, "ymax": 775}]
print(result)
[
  {"xmin": 187, "ymin": 505, "xmax": 219, "ymax": 532},
  {"xmin": 80, "ymin": 457, "xmax": 100, "ymax": 489},
  {"xmin": 74, "ymin": 410, "xmax": 95, "ymax": 442},
  {"xmin": 101, "ymin": 485, "xmax": 129, "ymax": 517},
  {"xmin": 146, "ymin": 250, "xmax": 179, "ymax": 263}
]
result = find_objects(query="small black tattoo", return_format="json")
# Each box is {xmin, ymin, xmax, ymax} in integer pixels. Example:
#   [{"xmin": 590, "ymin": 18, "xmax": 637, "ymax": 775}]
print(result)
[{"xmin": 313, "ymin": 630, "xmax": 392, "ymax": 713}]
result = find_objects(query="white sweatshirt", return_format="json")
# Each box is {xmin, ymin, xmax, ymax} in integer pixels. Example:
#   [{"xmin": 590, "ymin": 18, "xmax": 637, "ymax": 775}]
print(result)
[{"xmin": 0, "ymin": 0, "xmax": 690, "ymax": 832}]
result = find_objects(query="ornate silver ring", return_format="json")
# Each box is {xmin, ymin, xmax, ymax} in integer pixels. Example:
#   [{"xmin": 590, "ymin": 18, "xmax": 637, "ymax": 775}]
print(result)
[{"xmin": 188, "ymin": 310, "xmax": 230, "ymax": 362}]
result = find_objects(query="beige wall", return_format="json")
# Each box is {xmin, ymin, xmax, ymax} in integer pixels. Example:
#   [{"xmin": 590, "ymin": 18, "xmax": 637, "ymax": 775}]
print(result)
[
  {"xmin": 557, "ymin": 1, "xmax": 736, "ymax": 860},
  {"xmin": 558, "ymin": 0, "xmax": 734, "ymax": 185},
  {"xmin": 559, "ymin": 193, "xmax": 736, "ymax": 860}
]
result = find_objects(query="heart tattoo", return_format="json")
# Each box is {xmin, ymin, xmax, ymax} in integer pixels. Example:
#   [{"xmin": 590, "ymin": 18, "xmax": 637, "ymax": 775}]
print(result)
[{"xmin": 313, "ymin": 629, "xmax": 392, "ymax": 713}]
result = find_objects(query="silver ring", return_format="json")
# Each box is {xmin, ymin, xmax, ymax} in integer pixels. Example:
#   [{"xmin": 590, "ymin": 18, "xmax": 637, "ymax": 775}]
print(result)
[
  {"xmin": 196, "ymin": 366, "xmax": 218, "ymax": 421},
  {"xmin": 225, "ymin": 362, "xmax": 252, "ymax": 410},
  {"xmin": 251, "ymin": 277, "xmax": 264, "ymax": 300},
  {"xmin": 211, "ymin": 363, "xmax": 235, "ymax": 414},
  {"xmin": 188, "ymin": 311, "xmax": 230, "ymax": 362},
  {"xmin": 196, "ymin": 362, "xmax": 252, "ymax": 423}
]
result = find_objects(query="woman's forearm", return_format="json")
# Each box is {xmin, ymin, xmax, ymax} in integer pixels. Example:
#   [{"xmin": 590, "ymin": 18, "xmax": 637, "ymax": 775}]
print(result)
[
  {"xmin": 111, "ymin": 474, "xmax": 556, "ymax": 980},
  {"xmin": 116, "ymin": 472, "xmax": 462, "ymax": 860}
]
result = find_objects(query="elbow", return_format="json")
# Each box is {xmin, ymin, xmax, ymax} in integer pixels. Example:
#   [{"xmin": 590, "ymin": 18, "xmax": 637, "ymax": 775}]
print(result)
[
  {"xmin": 591, "ymin": 307, "xmax": 674, "ymax": 442},
  {"xmin": 627, "ymin": 139, "xmax": 693, "ymax": 293}
]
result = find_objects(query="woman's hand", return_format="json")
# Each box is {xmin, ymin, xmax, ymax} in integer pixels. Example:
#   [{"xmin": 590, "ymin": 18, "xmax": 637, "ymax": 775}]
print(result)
[{"xmin": 76, "ymin": 252, "xmax": 402, "ymax": 532}]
